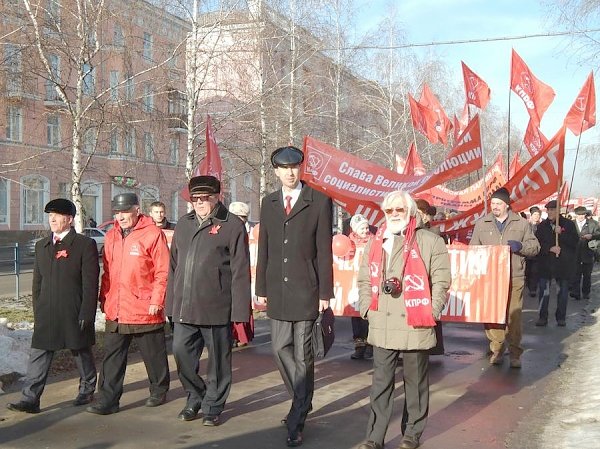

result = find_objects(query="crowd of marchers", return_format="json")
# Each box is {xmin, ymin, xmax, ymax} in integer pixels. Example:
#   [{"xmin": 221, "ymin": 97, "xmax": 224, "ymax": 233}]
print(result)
[{"xmin": 6, "ymin": 145, "xmax": 600, "ymax": 449}]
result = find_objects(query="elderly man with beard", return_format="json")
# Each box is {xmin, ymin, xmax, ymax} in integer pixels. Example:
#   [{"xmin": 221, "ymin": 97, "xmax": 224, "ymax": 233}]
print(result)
[
  {"xmin": 470, "ymin": 188, "xmax": 540, "ymax": 368},
  {"xmin": 356, "ymin": 191, "xmax": 451, "ymax": 449}
]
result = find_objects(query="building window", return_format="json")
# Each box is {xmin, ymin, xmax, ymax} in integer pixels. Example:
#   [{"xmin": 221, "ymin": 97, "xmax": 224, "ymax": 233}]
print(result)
[
  {"xmin": 142, "ymin": 32, "xmax": 153, "ymax": 61},
  {"xmin": 140, "ymin": 185, "xmax": 159, "ymax": 213},
  {"xmin": 5, "ymin": 44, "xmax": 22, "ymax": 95},
  {"xmin": 113, "ymin": 24, "xmax": 124, "ymax": 47},
  {"xmin": 81, "ymin": 181, "xmax": 101, "ymax": 224},
  {"xmin": 143, "ymin": 132, "xmax": 154, "ymax": 161},
  {"xmin": 21, "ymin": 175, "xmax": 49, "ymax": 225},
  {"xmin": 82, "ymin": 62, "xmax": 95, "ymax": 96},
  {"xmin": 169, "ymin": 136, "xmax": 179, "ymax": 165},
  {"xmin": 109, "ymin": 70, "xmax": 119, "ymax": 101},
  {"xmin": 83, "ymin": 127, "xmax": 97, "ymax": 153},
  {"xmin": 171, "ymin": 190, "xmax": 179, "ymax": 222},
  {"xmin": 244, "ymin": 173, "xmax": 253, "ymax": 189},
  {"xmin": 6, "ymin": 106, "xmax": 22, "ymax": 142},
  {"xmin": 0, "ymin": 178, "xmax": 8, "ymax": 225},
  {"xmin": 124, "ymin": 75, "xmax": 134, "ymax": 101},
  {"xmin": 124, "ymin": 128, "xmax": 136, "ymax": 156},
  {"xmin": 47, "ymin": 114, "xmax": 60, "ymax": 147},
  {"xmin": 45, "ymin": 0, "xmax": 61, "ymax": 28},
  {"xmin": 142, "ymin": 84, "xmax": 153, "ymax": 112},
  {"xmin": 46, "ymin": 54, "xmax": 60, "ymax": 100},
  {"xmin": 110, "ymin": 129, "xmax": 120, "ymax": 153}
]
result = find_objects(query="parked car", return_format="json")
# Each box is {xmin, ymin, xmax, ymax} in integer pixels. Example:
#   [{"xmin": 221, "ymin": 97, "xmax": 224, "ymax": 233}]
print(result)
[
  {"xmin": 24, "ymin": 237, "xmax": 45, "ymax": 257},
  {"xmin": 97, "ymin": 220, "xmax": 114, "ymax": 233},
  {"xmin": 82, "ymin": 227, "xmax": 106, "ymax": 256}
]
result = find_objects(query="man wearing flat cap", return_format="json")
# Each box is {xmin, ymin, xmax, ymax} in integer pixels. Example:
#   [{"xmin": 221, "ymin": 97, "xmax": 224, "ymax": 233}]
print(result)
[
  {"xmin": 256, "ymin": 146, "xmax": 334, "ymax": 447},
  {"xmin": 88, "ymin": 193, "xmax": 170, "ymax": 415},
  {"xmin": 8, "ymin": 199, "xmax": 99, "ymax": 414},
  {"xmin": 570, "ymin": 206, "xmax": 600, "ymax": 300},
  {"xmin": 470, "ymin": 187, "xmax": 539, "ymax": 368},
  {"xmin": 534, "ymin": 200, "xmax": 578, "ymax": 326},
  {"xmin": 166, "ymin": 175, "xmax": 251, "ymax": 425}
]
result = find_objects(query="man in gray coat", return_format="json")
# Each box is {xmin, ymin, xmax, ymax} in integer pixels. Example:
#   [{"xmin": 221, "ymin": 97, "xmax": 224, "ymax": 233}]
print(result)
[
  {"xmin": 256, "ymin": 146, "xmax": 334, "ymax": 447},
  {"xmin": 166, "ymin": 175, "xmax": 251, "ymax": 426},
  {"xmin": 7, "ymin": 199, "xmax": 99, "ymax": 414},
  {"xmin": 570, "ymin": 206, "xmax": 600, "ymax": 300},
  {"xmin": 470, "ymin": 187, "xmax": 540, "ymax": 368},
  {"xmin": 357, "ymin": 190, "xmax": 451, "ymax": 449}
]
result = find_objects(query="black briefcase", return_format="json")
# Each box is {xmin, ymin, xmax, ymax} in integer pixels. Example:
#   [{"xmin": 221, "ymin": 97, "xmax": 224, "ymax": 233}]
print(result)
[{"xmin": 313, "ymin": 307, "xmax": 335, "ymax": 358}]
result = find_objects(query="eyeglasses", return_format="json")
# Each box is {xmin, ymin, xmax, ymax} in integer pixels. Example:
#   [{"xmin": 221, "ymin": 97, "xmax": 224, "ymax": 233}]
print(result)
[
  {"xmin": 383, "ymin": 207, "xmax": 406, "ymax": 215},
  {"xmin": 191, "ymin": 195, "xmax": 213, "ymax": 203}
]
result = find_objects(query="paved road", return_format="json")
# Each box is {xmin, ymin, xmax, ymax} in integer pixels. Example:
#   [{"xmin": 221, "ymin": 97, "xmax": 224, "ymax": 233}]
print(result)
[{"xmin": 1, "ymin": 273, "xmax": 597, "ymax": 449}]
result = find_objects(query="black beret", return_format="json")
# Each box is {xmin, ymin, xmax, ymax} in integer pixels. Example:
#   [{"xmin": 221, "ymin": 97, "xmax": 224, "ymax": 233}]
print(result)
[
  {"xmin": 189, "ymin": 175, "xmax": 220, "ymax": 196},
  {"xmin": 545, "ymin": 200, "xmax": 557, "ymax": 209},
  {"xmin": 491, "ymin": 187, "xmax": 511, "ymax": 205},
  {"xmin": 111, "ymin": 193, "xmax": 139, "ymax": 211},
  {"xmin": 574, "ymin": 206, "xmax": 588, "ymax": 215},
  {"xmin": 45, "ymin": 198, "xmax": 76, "ymax": 216},
  {"xmin": 529, "ymin": 206, "xmax": 541, "ymax": 214},
  {"xmin": 271, "ymin": 146, "xmax": 304, "ymax": 168}
]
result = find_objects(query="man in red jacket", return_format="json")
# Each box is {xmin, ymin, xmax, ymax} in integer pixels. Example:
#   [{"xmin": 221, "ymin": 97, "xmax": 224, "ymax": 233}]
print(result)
[{"xmin": 87, "ymin": 193, "xmax": 170, "ymax": 415}]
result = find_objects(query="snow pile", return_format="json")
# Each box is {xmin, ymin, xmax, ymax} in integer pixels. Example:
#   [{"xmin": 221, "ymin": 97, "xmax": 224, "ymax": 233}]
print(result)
[{"xmin": 0, "ymin": 320, "xmax": 32, "ymax": 391}]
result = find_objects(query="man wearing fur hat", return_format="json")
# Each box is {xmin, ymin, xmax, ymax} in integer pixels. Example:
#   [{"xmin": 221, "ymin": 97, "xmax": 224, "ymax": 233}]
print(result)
[
  {"xmin": 7, "ymin": 199, "xmax": 99, "ymax": 414},
  {"xmin": 256, "ymin": 146, "xmax": 333, "ymax": 447},
  {"xmin": 229, "ymin": 201, "xmax": 252, "ymax": 233},
  {"xmin": 570, "ymin": 206, "xmax": 600, "ymax": 300},
  {"xmin": 167, "ymin": 176, "xmax": 251, "ymax": 426},
  {"xmin": 470, "ymin": 187, "xmax": 540, "ymax": 368}
]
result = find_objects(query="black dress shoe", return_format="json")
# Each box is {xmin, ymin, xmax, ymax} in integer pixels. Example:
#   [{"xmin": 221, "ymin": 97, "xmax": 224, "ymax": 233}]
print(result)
[
  {"xmin": 202, "ymin": 415, "xmax": 220, "ymax": 426},
  {"xmin": 145, "ymin": 393, "xmax": 167, "ymax": 407},
  {"xmin": 399, "ymin": 435, "xmax": 420, "ymax": 449},
  {"xmin": 286, "ymin": 432, "xmax": 303, "ymax": 447},
  {"xmin": 282, "ymin": 404, "xmax": 313, "ymax": 425},
  {"xmin": 357, "ymin": 441, "xmax": 383, "ymax": 449},
  {"xmin": 7, "ymin": 401, "xmax": 40, "ymax": 414},
  {"xmin": 177, "ymin": 407, "xmax": 200, "ymax": 421},
  {"xmin": 86, "ymin": 403, "xmax": 119, "ymax": 415},
  {"xmin": 73, "ymin": 393, "xmax": 94, "ymax": 406}
]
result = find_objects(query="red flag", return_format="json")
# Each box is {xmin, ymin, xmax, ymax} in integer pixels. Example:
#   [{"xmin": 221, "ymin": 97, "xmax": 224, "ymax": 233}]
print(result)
[
  {"xmin": 508, "ymin": 150, "xmax": 522, "ymax": 179},
  {"xmin": 181, "ymin": 115, "xmax": 223, "ymax": 202},
  {"xmin": 408, "ymin": 94, "xmax": 439, "ymax": 144},
  {"xmin": 403, "ymin": 142, "xmax": 426, "ymax": 176},
  {"xmin": 523, "ymin": 119, "xmax": 549, "ymax": 157},
  {"xmin": 461, "ymin": 61, "xmax": 490, "ymax": 109},
  {"xmin": 564, "ymin": 72, "xmax": 596, "ymax": 135},
  {"xmin": 420, "ymin": 84, "xmax": 452, "ymax": 145},
  {"xmin": 510, "ymin": 49, "xmax": 555, "ymax": 124}
]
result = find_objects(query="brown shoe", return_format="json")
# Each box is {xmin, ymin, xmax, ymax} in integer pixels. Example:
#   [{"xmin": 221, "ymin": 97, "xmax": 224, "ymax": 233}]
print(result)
[
  {"xmin": 535, "ymin": 318, "xmax": 548, "ymax": 327},
  {"xmin": 399, "ymin": 435, "xmax": 420, "ymax": 449},
  {"xmin": 510, "ymin": 358, "xmax": 522, "ymax": 369},
  {"xmin": 357, "ymin": 441, "xmax": 383, "ymax": 449},
  {"xmin": 489, "ymin": 352, "xmax": 503, "ymax": 365}
]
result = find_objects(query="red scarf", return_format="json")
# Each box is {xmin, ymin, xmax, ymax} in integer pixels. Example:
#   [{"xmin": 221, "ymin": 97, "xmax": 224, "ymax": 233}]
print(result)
[{"xmin": 368, "ymin": 217, "xmax": 435, "ymax": 327}]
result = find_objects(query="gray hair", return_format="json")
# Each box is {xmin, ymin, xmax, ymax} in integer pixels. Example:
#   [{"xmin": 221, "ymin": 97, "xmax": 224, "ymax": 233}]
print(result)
[{"xmin": 381, "ymin": 190, "xmax": 418, "ymax": 217}]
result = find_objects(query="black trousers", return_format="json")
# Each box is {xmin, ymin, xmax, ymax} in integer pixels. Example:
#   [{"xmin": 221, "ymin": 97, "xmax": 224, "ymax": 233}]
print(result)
[
  {"xmin": 351, "ymin": 316, "xmax": 369, "ymax": 340},
  {"xmin": 172, "ymin": 323, "xmax": 232, "ymax": 417},
  {"xmin": 365, "ymin": 348, "xmax": 430, "ymax": 446},
  {"xmin": 21, "ymin": 347, "xmax": 96, "ymax": 405},
  {"xmin": 271, "ymin": 318, "xmax": 315, "ymax": 438},
  {"xmin": 571, "ymin": 261, "xmax": 594, "ymax": 297},
  {"xmin": 98, "ymin": 328, "xmax": 169, "ymax": 406}
]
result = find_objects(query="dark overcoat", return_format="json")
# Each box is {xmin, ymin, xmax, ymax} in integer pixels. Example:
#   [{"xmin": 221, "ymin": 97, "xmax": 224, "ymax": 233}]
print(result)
[
  {"xmin": 256, "ymin": 183, "xmax": 334, "ymax": 321},
  {"xmin": 535, "ymin": 216, "xmax": 579, "ymax": 280},
  {"xmin": 31, "ymin": 228, "xmax": 99, "ymax": 350},
  {"xmin": 574, "ymin": 218, "xmax": 600, "ymax": 264},
  {"xmin": 166, "ymin": 202, "xmax": 251, "ymax": 325}
]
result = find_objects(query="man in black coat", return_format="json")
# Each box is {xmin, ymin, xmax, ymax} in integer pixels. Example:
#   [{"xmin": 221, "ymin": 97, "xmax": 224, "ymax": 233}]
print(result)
[
  {"xmin": 570, "ymin": 206, "xmax": 600, "ymax": 300},
  {"xmin": 534, "ymin": 200, "xmax": 578, "ymax": 327},
  {"xmin": 256, "ymin": 146, "xmax": 334, "ymax": 447},
  {"xmin": 166, "ymin": 175, "xmax": 251, "ymax": 425},
  {"xmin": 7, "ymin": 199, "xmax": 99, "ymax": 414}
]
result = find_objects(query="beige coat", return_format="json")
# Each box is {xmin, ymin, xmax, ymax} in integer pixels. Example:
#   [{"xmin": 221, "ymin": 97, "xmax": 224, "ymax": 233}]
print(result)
[
  {"xmin": 358, "ymin": 229, "xmax": 451, "ymax": 351},
  {"xmin": 469, "ymin": 210, "xmax": 540, "ymax": 279}
]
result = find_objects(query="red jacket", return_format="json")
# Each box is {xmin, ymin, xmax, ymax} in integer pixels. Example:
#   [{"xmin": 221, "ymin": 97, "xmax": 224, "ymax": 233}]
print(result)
[{"xmin": 100, "ymin": 215, "xmax": 169, "ymax": 324}]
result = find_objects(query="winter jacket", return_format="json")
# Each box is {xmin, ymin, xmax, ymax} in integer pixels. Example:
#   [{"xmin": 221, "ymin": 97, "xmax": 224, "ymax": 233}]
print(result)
[
  {"xmin": 469, "ymin": 210, "xmax": 540, "ymax": 278},
  {"xmin": 166, "ymin": 202, "xmax": 251, "ymax": 325},
  {"xmin": 358, "ymin": 228, "xmax": 451, "ymax": 351},
  {"xmin": 100, "ymin": 215, "xmax": 169, "ymax": 325},
  {"xmin": 535, "ymin": 216, "xmax": 578, "ymax": 280},
  {"xmin": 573, "ymin": 218, "xmax": 600, "ymax": 264}
]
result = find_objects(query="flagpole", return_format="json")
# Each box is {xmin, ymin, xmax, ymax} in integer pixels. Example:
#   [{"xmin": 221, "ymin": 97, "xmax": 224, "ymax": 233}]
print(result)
[
  {"xmin": 507, "ymin": 87, "xmax": 512, "ymax": 181},
  {"xmin": 566, "ymin": 121, "xmax": 585, "ymax": 207}
]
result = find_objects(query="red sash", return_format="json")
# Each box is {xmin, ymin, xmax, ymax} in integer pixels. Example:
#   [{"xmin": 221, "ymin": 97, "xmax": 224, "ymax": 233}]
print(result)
[{"xmin": 368, "ymin": 217, "xmax": 435, "ymax": 327}]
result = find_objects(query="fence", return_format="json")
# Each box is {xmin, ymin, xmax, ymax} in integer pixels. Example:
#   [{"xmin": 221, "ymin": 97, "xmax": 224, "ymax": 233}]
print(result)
[{"xmin": 0, "ymin": 244, "xmax": 22, "ymax": 299}]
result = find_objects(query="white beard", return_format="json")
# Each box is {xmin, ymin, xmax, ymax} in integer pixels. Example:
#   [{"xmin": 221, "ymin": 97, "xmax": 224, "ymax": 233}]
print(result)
[{"xmin": 386, "ymin": 217, "xmax": 409, "ymax": 235}]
